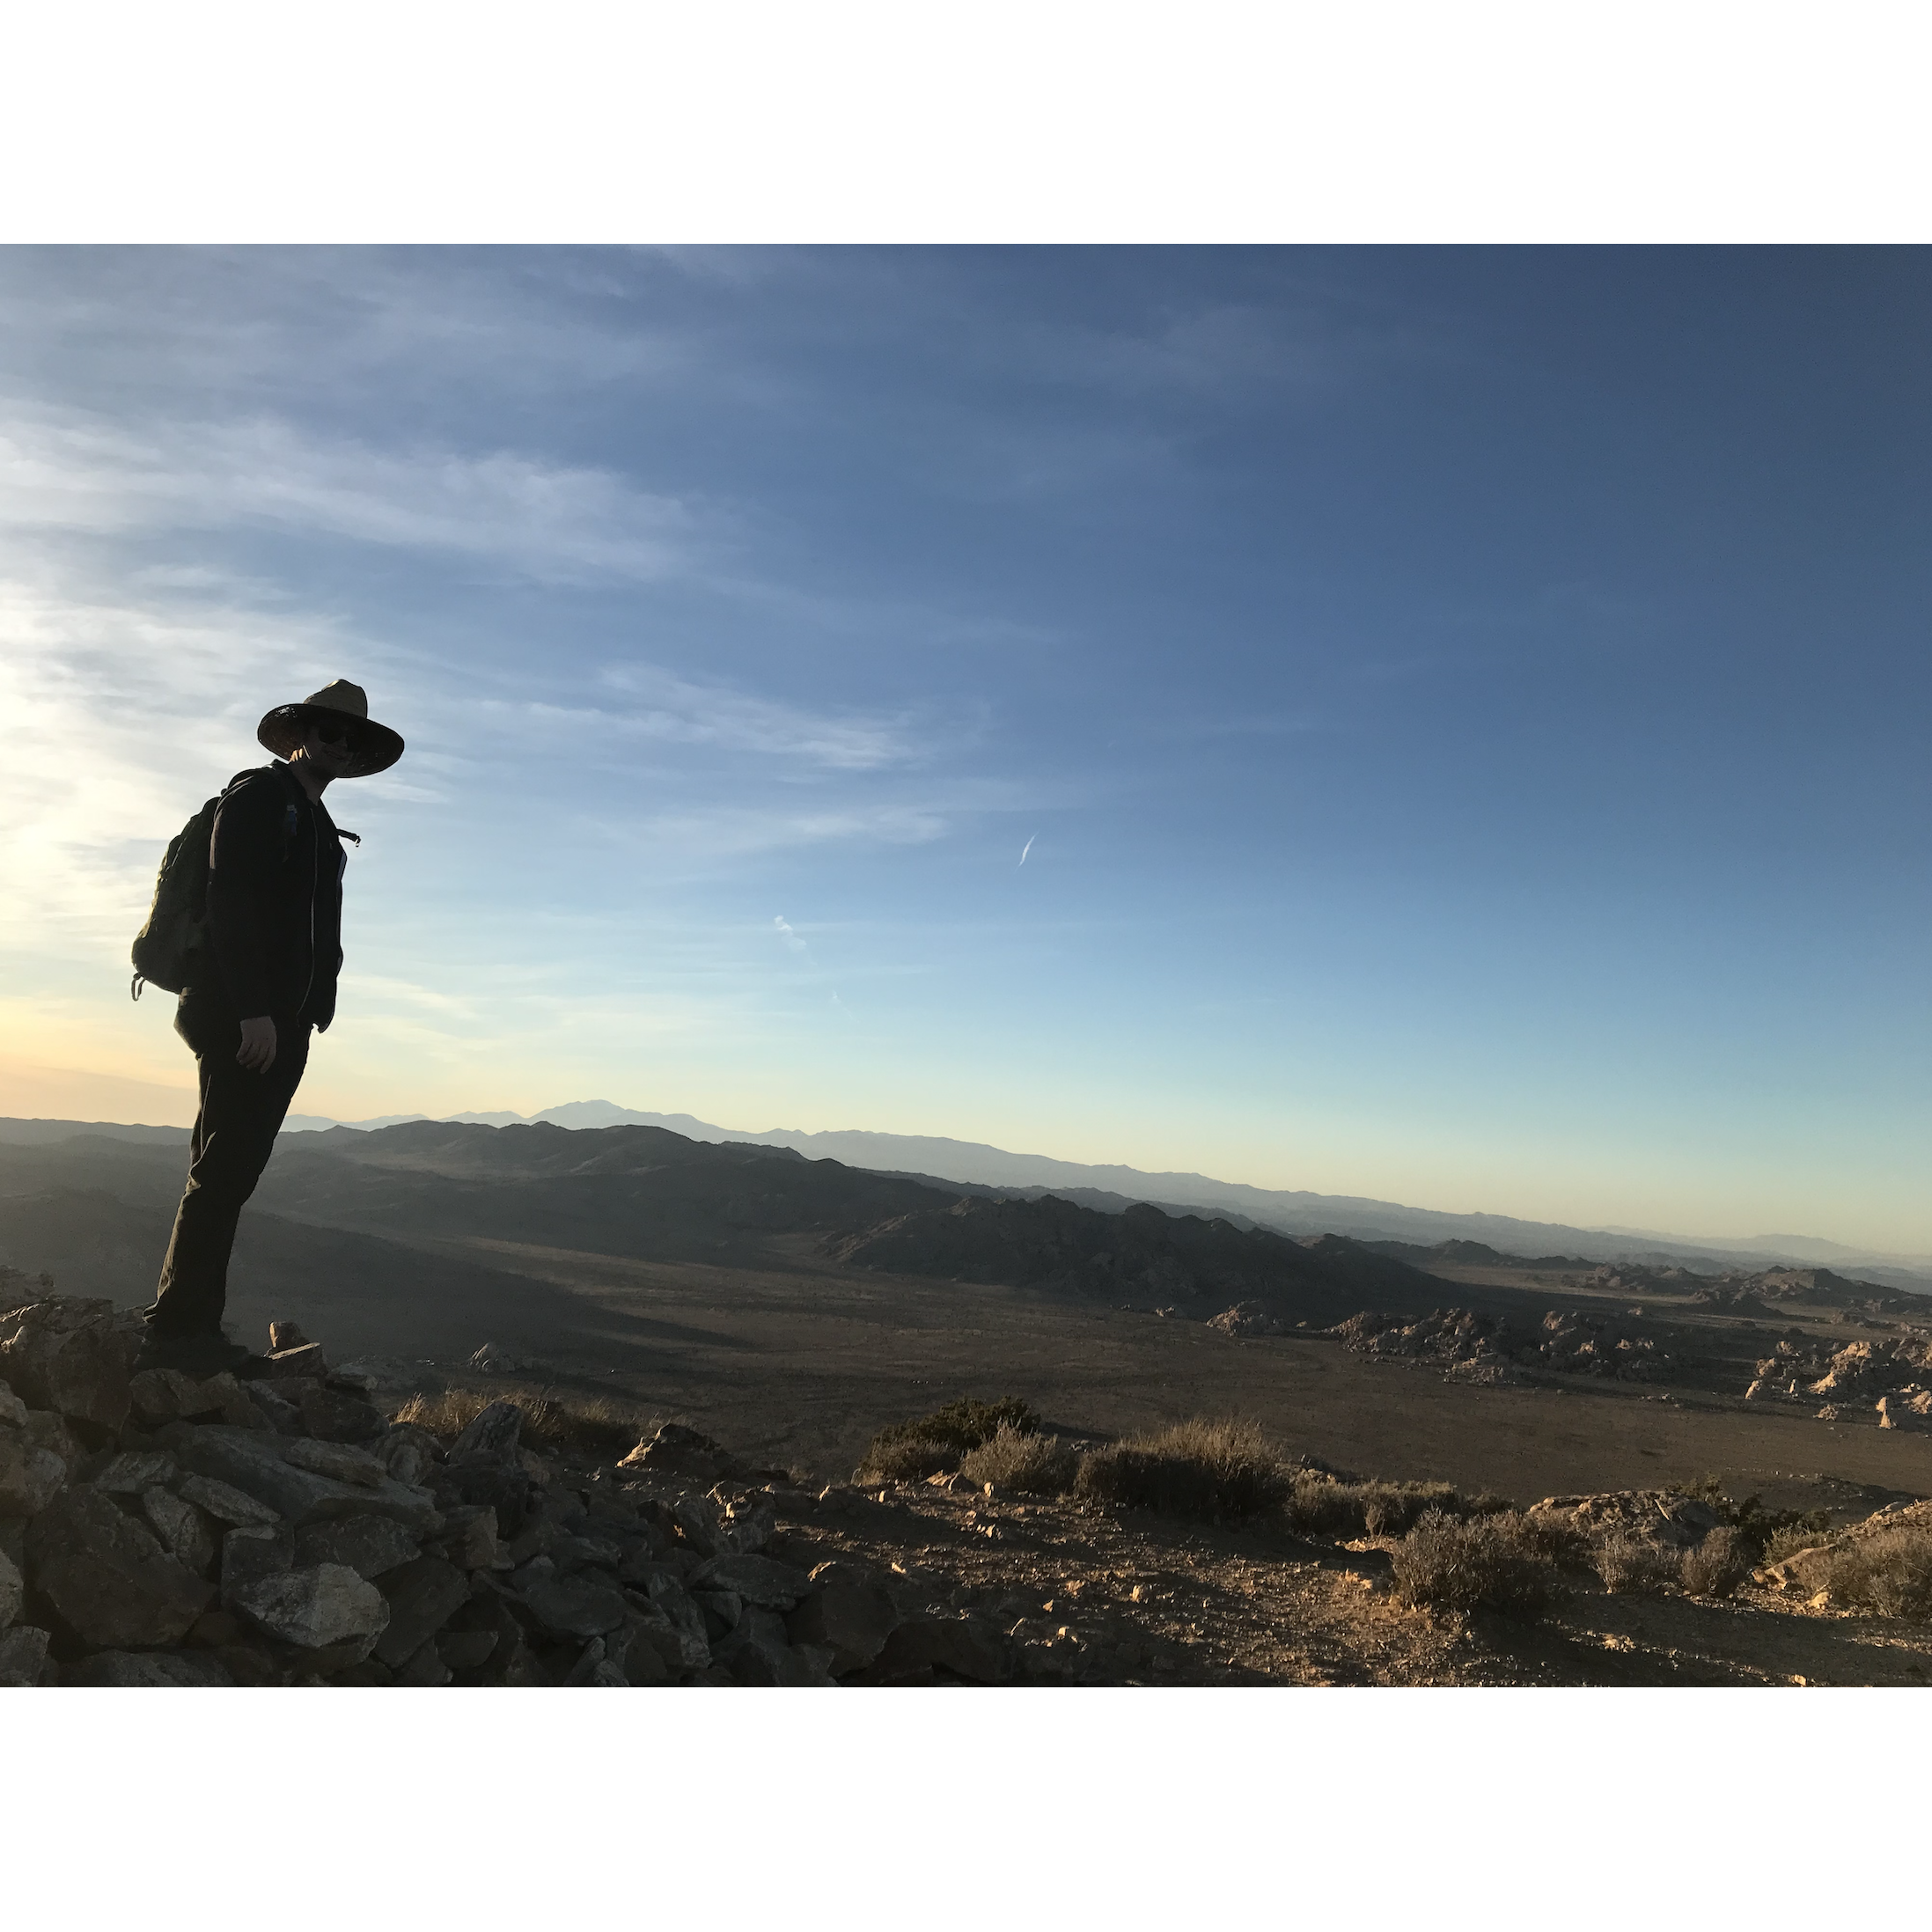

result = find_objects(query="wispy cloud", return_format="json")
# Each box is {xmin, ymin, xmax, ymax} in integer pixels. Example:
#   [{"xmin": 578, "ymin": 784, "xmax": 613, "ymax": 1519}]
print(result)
[{"xmin": 0, "ymin": 405, "xmax": 700, "ymax": 583}]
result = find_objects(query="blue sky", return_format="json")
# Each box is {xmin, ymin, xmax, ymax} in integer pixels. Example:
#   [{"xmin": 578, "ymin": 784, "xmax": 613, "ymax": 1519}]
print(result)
[{"xmin": 2, "ymin": 246, "xmax": 1927, "ymax": 1249}]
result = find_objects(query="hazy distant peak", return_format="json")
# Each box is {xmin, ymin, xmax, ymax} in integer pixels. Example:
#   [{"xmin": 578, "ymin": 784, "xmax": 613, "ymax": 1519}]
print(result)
[{"xmin": 251, "ymin": 1099, "xmax": 1932, "ymax": 1282}]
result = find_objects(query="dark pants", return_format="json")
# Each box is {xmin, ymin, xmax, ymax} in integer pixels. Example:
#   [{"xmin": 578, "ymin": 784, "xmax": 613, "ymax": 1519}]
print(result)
[{"xmin": 146, "ymin": 997, "xmax": 312, "ymax": 1337}]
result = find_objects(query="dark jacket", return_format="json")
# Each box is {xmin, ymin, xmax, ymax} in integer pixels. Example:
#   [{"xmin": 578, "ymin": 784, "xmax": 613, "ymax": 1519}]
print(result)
[{"xmin": 194, "ymin": 762, "xmax": 349, "ymax": 1029}]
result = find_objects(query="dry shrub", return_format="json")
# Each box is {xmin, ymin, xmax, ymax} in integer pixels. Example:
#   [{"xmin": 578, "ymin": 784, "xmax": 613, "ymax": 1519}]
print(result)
[
  {"xmin": 1818, "ymin": 1528, "xmax": 1932, "ymax": 1619},
  {"xmin": 959, "ymin": 1421, "xmax": 1078, "ymax": 1495},
  {"xmin": 1679, "ymin": 1526, "xmax": 1752, "ymax": 1598},
  {"xmin": 1072, "ymin": 1417, "xmax": 1289, "ymax": 1522},
  {"xmin": 393, "ymin": 1385, "xmax": 646, "ymax": 1459},
  {"xmin": 1285, "ymin": 1475, "xmax": 1461, "ymax": 1539},
  {"xmin": 856, "ymin": 1396, "xmax": 1039, "ymax": 1482},
  {"xmin": 1391, "ymin": 1510, "xmax": 1568, "ymax": 1620},
  {"xmin": 1761, "ymin": 1517, "xmax": 1835, "ymax": 1565},
  {"xmin": 1594, "ymin": 1531, "xmax": 1681, "ymax": 1595}
]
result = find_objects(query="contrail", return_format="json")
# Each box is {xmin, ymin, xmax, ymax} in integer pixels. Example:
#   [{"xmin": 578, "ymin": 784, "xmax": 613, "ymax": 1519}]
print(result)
[{"xmin": 1017, "ymin": 835, "xmax": 1036, "ymax": 868}]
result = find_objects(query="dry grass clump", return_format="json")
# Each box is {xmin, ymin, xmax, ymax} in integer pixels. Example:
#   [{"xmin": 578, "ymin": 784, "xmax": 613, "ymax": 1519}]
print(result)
[
  {"xmin": 959, "ymin": 1421, "xmax": 1078, "ymax": 1495},
  {"xmin": 1760, "ymin": 1517, "xmax": 1835, "ymax": 1565},
  {"xmin": 1391, "ymin": 1510, "xmax": 1568, "ymax": 1620},
  {"xmin": 1593, "ymin": 1531, "xmax": 1682, "ymax": 1595},
  {"xmin": 393, "ymin": 1385, "xmax": 647, "ymax": 1459},
  {"xmin": 1072, "ymin": 1417, "xmax": 1289, "ymax": 1523},
  {"xmin": 1284, "ymin": 1475, "xmax": 1462, "ymax": 1539},
  {"xmin": 856, "ymin": 1396, "xmax": 1039, "ymax": 1483},
  {"xmin": 1679, "ymin": 1526, "xmax": 1752, "ymax": 1598},
  {"xmin": 1816, "ymin": 1528, "xmax": 1932, "ymax": 1619}
]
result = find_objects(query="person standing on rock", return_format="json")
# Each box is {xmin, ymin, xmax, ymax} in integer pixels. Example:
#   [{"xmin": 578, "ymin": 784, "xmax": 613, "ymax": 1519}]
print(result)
[{"xmin": 139, "ymin": 680, "xmax": 405, "ymax": 1376}]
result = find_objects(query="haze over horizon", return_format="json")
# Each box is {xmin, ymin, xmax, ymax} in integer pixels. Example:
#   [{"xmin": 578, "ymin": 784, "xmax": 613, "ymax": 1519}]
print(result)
[{"xmin": 3, "ymin": 248, "xmax": 1928, "ymax": 1252}]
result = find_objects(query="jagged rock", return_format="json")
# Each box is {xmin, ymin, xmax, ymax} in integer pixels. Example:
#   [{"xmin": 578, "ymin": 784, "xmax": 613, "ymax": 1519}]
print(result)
[
  {"xmin": 430, "ymin": 1505, "xmax": 499, "ymax": 1570},
  {"xmin": 438, "ymin": 1452, "xmax": 538, "ymax": 1536},
  {"xmin": 437, "ymin": 1628, "xmax": 499, "ymax": 1672},
  {"xmin": 622, "ymin": 1600, "xmax": 707, "ymax": 1675},
  {"xmin": 784, "ymin": 1560, "xmax": 900, "ymax": 1672},
  {"xmin": 721, "ymin": 1494, "xmax": 776, "ymax": 1554},
  {"xmin": 27, "ymin": 1488, "xmax": 214, "ymax": 1649},
  {"xmin": 618, "ymin": 1422, "xmax": 740, "ymax": 1483},
  {"xmin": 522, "ymin": 1571, "xmax": 628, "ymax": 1641},
  {"xmin": 177, "ymin": 1427, "xmax": 440, "ymax": 1531},
  {"xmin": 689, "ymin": 1551, "xmax": 815, "ymax": 1609},
  {"xmin": 0, "ymin": 1297, "xmax": 141, "ymax": 1429},
  {"xmin": 718, "ymin": 1606, "xmax": 833, "ymax": 1686},
  {"xmin": 177, "ymin": 1372, "xmax": 268, "ymax": 1429},
  {"xmin": 451, "ymin": 1399, "xmax": 524, "ymax": 1462},
  {"xmin": 0, "ymin": 1545, "xmax": 21, "ymax": 1627},
  {"xmin": 220, "ymin": 1525, "xmax": 294, "ymax": 1610},
  {"xmin": 332, "ymin": 1356, "xmax": 419, "ymax": 1396},
  {"xmin": 372, "ymin": 1424, "xmax": 441, "ymax": 1488},
  {"xmin": 129, "ymin": 1368, "xmax": 220, "ymax": 1429},
  {"xmin": 94, "ymin": 1451, "xmax": 180, "ymax": 1495},
  {"xmin": 262, "ymin": 1342, "xmax": 329, "ymax": 1380},
  {"xmin": 245, "ymin": 1382, "xmax": 305, "ymax": 1435},
  {"xmin": 562, "ymin": 1635, "xmax": 628, "ymax": 1686},
  {"xmin": 372, "ymin": 1555, "xmax": 471, "ymax": 1667},
  {"xmin": 284, "ymin": 1438, "xmax": 386, "ymax": 1487},
  {"xmin": 1528, "ymin": 1489, "xmax": 1724, "ymax": 1549},
  {"xmin": 295, "ymin": 1513, "xmax": 424, "ymax": 1580},
  {"xmin": 870, "ymin": 1614, "xmax": 1010, "ymax": 1684},
  {"xmin": 392, "ymin": 1639, "xmax": 454, "ymax": 1686},
  {"xmin": 232, "ymin": 1562, "xmax": 391, "ymax": 1652},
  {"xmin": 142, "ymin": 1486, "xmax": 217, "ymax": 1576},
  {"xmin": 70, "ymin": 1649, "xmax": 235, "ymax": 1686},
  {"xmin": 466, "ymin": 1342, "xmax": 544, "ymax": 1377},
  {"xmin": 298, "ymin": 1384, "xmax": 384, "ymax": 1443},
  {"xmin": 0, "ymin": 1387, "xmax": 24, "ymax": 1429},
  {"xmin": 693, "ymin": 1588, "xmax": 743, "ymax": 1637},
  {"xmin": 0, "ymin": 1624, "xmax": 50, "ymax": 1686},
  {"xmin": 672, "ymin": 1494, "xmax": 723, "ymax": 1556},
  {"xmin": 176, "ymin": 1473, "xmax": 283, "ymax": 1528},
  {"xmin": 0, "ymin": 1430, "xmax": 66, "ymax": 1517}
]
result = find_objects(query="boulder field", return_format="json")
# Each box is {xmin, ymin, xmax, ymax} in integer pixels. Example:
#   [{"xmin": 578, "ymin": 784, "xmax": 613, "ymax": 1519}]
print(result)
[{"xmin": 0, "ymin": 1292, "xmax": 990, "ymax": 1687}]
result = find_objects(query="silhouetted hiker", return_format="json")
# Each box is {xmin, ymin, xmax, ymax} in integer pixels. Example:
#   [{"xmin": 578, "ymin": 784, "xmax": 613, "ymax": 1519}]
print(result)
[{"xmin": 136, "ymin": 680, "xmax": 405, "ymax": 1376}]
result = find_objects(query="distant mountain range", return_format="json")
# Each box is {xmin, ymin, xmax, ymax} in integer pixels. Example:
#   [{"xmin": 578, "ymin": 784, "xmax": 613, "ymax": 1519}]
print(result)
[{"xmin": 252, "ymin": 1100, "xmax": 1932, "ymax": 1288}]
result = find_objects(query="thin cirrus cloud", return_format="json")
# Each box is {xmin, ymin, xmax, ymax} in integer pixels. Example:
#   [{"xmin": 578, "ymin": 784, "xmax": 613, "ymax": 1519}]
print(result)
[{"xmin": 0, "ymin": 404, "xmax": 701, "ymax": 583}]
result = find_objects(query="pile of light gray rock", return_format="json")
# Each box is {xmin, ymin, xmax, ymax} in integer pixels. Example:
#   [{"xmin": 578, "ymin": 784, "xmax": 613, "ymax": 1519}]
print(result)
[
  {"xmin": 1745, "ymin": 1334, "xmax": 1932, "ymax": 1427},
  {"xmin": 0, "ymin": 1291, "xmax": 956, "ymax": 1686}
]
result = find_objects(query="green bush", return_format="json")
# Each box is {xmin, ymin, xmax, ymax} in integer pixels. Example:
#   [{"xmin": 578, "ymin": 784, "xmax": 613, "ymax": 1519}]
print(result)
[
  {"xmin": 1072, "ymin": 1418, "xmax": 1289, "ymax": 1522},
  {"xmin": 1391, "ymin": 1510, "xmax": 1568, "ymax": 1620},
  {"xmin": 856, "ymin": 1396, "xmax": 1039, "ymax": 1481}
]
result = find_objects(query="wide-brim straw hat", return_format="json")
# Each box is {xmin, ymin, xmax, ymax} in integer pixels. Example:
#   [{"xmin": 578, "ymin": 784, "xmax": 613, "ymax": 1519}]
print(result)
[{"xmin": 257, "ymin": 680, "xmax": 405, "ymax": 778}]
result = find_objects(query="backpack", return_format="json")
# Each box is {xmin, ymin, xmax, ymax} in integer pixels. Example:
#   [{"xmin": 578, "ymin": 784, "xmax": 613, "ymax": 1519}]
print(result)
[{"xmin": 129, "ymin": 768, "xmax": 305, "ymax": 1001}]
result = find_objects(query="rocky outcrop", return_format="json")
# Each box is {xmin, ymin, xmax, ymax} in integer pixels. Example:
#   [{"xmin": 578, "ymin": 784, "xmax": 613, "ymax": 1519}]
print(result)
[
  {"xmin": 1744, "ymin": 1333, "xmax": 1932, "ymax": 1424},
  {"xmin": 1329, "ymin": 1304, "xmax": 1671, "ymax": 1383},
  {"xmin": 0, "ymin": 1292, "xmax": 951, "ymax": 1688}
]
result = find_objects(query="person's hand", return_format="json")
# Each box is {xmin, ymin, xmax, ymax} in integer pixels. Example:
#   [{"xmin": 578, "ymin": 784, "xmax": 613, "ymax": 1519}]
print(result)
[{"xmin": 237, "ymin": 1015, "xmax": 277, "ymax": 1073}]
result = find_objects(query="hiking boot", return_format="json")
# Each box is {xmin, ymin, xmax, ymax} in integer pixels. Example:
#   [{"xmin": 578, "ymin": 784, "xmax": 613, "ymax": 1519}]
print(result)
[{"xmin": 134, "ymin": 1328, "xmax": 251, "ymax": 1377}]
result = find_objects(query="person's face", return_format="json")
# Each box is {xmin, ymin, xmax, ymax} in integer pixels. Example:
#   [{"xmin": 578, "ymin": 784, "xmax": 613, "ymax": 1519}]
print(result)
[{"xmin": 300, "ymin": 717, "xmax": 359, "ymax": 775}]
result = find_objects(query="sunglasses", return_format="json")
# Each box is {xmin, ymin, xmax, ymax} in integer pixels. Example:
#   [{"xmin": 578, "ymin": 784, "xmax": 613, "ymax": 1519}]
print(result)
[{"xmin": 310, "ymin": 721, "xmax": 355, "ymax": 747}]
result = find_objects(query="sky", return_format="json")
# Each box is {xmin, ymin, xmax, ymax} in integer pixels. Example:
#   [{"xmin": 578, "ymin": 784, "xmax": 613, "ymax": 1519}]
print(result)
[{"xmin": 1, "ymin": 246, "xmax": 1927, "ymax": 1251}]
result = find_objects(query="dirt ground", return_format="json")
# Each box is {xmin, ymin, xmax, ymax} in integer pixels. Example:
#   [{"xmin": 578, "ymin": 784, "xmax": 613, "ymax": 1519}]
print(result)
[
  {"xmin": 762, "ymin": 1478, "xmax": 1932, "ymax": 1687},
  {"xmin": 229, "ymin": 1225, "xmax": 1932, "ymax": 1687},
  {"xmin": 355, "ymin": 1233, "xmax": 1932, "ymax": 1518}
]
